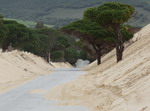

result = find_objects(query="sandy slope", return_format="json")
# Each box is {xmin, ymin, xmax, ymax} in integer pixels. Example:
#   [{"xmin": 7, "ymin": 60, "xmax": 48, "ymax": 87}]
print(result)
[
  {"xmin": 46, "ymin": 24, "xmax": 150, "ymax": 111},
  {"xmin": 0, "ymin": 50, "xmax": 54, "ymax": 94},
  {"xmin": 50, "ymin": 62, "xmax": 73, "ymax": 68}
]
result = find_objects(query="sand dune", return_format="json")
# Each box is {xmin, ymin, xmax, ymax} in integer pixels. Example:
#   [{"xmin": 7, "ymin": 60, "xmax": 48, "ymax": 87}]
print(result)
[
  {"xmin": 50, "ymin": 62, "xmax": 73, "ymax": 68},
  {"xmin": 0, "ymin": 50, "xmax": 72, "ymax": 94},
  {"xmin": 0, "ymin": 50, "xmax": 54, "ymax": 94},
  {"xmin": 46, "ymin": 24, "xmax": 150, "ymax": 111}
]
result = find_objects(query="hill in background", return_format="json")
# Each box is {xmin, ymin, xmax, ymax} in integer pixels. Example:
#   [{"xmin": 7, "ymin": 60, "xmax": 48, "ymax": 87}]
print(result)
[{"xmin": 0, "ymin": 0, "xmax": 150, "ymax": 27}]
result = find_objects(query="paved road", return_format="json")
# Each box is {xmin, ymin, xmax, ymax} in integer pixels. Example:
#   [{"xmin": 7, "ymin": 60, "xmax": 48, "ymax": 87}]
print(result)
[{"xmin": 0, "ymin": 68, "xmax": 89, "ymax": 111}]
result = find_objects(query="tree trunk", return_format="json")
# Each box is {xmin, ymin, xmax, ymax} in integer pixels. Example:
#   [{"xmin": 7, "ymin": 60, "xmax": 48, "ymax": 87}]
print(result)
[
  {"xmin": 43, "ymin": 52, "xmax": 49, "ymax": 63},
  {"xmin": 97, "ymin": 45, "xmax": 102, "ymax": 65},
  {"xmin": 116, "ymin": 44, "xmax": 123, "ymax": 62},
  {"xmin": 115, "ymin": 28, "xmax": 124, "ymax": 62},
  {"xmin": 92, "ymin": 44, "xmax": 102, "ymax": 65},
  {"xmin": 48, "ymin": 52, "xmax": 51, "ymax": 63}
]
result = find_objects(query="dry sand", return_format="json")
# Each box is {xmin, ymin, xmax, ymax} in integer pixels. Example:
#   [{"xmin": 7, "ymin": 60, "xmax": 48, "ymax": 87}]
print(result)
[
  {"xmin": 0, "ymin": 50, "xmax": 54, "ymax": 94},
  {"xmin": 0, "ymin": 50, "xmax": 72, "ymax": 94},
  {"xmin": 46, "ymin": 24, "xmax": 150, "ymax": 111},
  {"xmin": 50, "ymin": 62, "xmax": 73, "ymax": 68}
]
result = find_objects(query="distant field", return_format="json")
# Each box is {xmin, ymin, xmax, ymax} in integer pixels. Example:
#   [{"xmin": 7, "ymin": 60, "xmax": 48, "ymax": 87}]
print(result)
[
  {"xmin": 4, "ymin": 18, "xmax": 54, "ymax": 28},
  {"xmin": 128, "ymin": 7, "xmax": 150, "ymax": 27},
  {"xmin": 141, "ymin": 0, "xmax": 150, "ymax": 3},
  {"xmin": 0, "ymin": 0, "xmax": 150, "ymax": 27}
]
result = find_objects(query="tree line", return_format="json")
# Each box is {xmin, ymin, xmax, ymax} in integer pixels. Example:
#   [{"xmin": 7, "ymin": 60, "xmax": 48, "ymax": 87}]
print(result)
[
  {"xmin": 0, "ymin": 2, "xmax": 136, "ymax": 65},
  {"xmin": 62, "ymin": 2, "xmax": 135, "ymax": 65},
  {"xmin": 0, "ymin": 16, "xmax": 89, "ymax": 64}
]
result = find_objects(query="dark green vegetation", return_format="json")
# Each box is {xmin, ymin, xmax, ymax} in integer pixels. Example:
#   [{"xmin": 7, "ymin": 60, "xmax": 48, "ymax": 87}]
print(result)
[
  {"xmin": 62, "ymin": 20, "xmax": 114, "ymax": 65},
  {"xmin": 0, "ymin": 16, "xmax": 89, "ymax": 64},
  {"xmin": 62, "ymin": 2, "xmax": 134, "ymax": 64},
  {"xmin": 0, "ymin": 0, "xmax": 149, "ymax": 27}
]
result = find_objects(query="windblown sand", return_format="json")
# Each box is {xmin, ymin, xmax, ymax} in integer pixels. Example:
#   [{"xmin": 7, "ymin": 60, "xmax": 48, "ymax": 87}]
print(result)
[
  {"xmin": 46, "ymin": 24, "xmax": 150, "ymax": 111},
  {"xmin": 0, "ymin": 50, "xmax": 53, "ymax": 94}
]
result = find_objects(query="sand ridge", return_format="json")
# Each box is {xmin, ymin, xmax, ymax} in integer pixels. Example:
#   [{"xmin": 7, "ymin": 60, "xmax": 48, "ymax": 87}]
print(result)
[
  {"xmin": 46, "ymin": 24, "xmax": 150, "ymax": 111},
  {"xmin": 0, "ymin": 50, "xmax": 54, "ymax": 94}
]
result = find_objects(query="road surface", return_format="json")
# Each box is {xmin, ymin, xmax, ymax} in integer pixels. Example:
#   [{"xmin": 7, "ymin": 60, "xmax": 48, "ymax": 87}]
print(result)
[{"xmin": 0, "ymin": 68, "xmax": 89, "ymax": 111}]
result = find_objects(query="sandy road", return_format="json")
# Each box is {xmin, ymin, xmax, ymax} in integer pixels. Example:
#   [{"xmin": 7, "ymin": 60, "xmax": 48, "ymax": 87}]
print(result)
[{"xmin": 0, "ymin": 68, "xmax": 89, "ymax": 111}]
